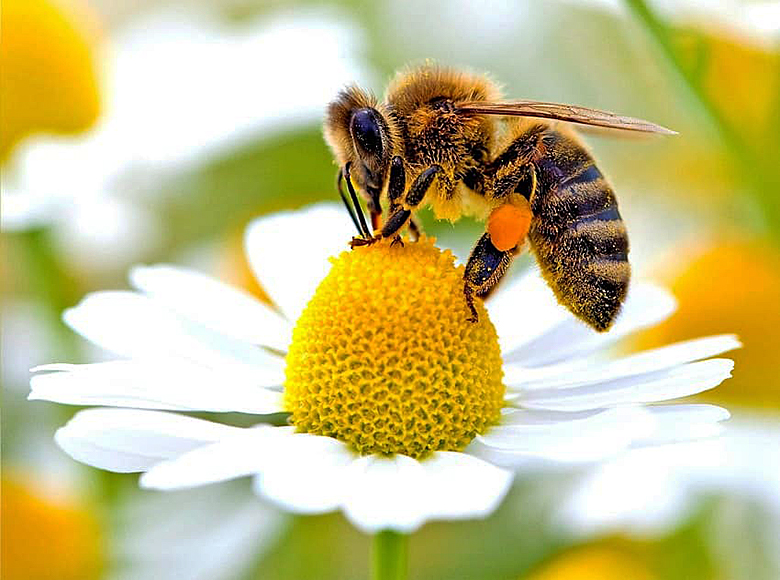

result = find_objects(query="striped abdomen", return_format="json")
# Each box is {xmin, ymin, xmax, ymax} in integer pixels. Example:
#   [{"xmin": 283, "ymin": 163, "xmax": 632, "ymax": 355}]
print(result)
[{"xmin": 528, "ymin": 131, "xmax": 629, "ymax": 331}]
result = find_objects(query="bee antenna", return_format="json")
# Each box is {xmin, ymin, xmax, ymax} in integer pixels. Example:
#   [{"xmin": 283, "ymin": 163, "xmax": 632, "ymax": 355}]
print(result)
[
  {"xmin": 337, "ymin": 168, "xmax": 363, "ymax": 235},
  {"xmin": 343, "ymin": 162, "xmax": 371, "ymax": 239}
]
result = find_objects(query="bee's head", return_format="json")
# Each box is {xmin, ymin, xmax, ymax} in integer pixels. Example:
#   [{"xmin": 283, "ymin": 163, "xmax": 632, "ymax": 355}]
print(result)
[{"xmin": 324, "ymin": 86, "xmax": 398, "ymax": 193}]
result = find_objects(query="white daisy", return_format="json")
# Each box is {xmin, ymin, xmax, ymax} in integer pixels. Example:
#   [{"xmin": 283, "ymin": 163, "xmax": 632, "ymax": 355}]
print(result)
[{"xmin": 30, "ymin": 203, "xmax": 738, "ymax": 534}]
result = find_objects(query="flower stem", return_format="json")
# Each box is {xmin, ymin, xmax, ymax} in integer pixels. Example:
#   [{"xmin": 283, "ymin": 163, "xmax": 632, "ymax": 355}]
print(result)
[
  {"xmin": 372, "ymin": 530, "xmax": 408, "ymax": 580},
  {"xmin": 17, "ymin": 228, "xmax": 81, "ymax": 362}
]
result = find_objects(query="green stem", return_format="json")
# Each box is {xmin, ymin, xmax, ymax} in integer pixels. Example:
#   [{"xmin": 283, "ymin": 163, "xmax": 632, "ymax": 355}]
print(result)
[
  {"xmin": 624, "ymin": 0, "xmax": 780, "ymax": 240},
  {"xmin": 372, "ymin": 530, "xmax": 408, "ymax": 580},
  {"xmin": 17, "ymin": 228, "xmax": 81, "ymax": 362}
]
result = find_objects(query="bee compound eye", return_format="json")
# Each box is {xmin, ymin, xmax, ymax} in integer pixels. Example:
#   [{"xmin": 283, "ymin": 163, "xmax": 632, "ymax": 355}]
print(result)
[{"xmin": 350, "ymin": 108, "xmax": 384, "ymax": 157}]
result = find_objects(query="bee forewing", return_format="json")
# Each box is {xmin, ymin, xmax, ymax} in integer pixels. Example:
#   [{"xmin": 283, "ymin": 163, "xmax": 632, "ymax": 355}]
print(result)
[{"xmin": 456, "ymin": 101, "xmax": 677, "ymax": 135}]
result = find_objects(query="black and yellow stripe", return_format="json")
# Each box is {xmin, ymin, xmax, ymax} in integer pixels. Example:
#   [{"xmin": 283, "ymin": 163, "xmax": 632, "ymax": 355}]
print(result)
[{"xmin": 527, "ymin": 128, "xmax": 630, "ymax": 331}]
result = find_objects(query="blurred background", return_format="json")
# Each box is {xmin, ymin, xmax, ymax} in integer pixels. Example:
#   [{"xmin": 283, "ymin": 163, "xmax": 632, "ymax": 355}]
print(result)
[{"xmin": 2, "ymin": 0, "xmax": 779, "ymax": 578}]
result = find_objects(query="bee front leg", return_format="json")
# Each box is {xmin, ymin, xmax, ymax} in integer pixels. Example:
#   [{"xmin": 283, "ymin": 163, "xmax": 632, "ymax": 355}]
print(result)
[
  {"xmin": 380, "ymin": 165, "xmax": 442, "ymax": 246},
  {"xmin": 350, "ymin": 157, "xmax": 405, "ymax": 248},
  {"xmin": 387, "ymin": 156, "xmax": 405, "ymax": 208}
]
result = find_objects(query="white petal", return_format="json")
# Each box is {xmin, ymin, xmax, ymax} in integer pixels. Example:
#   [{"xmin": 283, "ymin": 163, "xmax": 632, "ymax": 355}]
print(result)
[
  {"xmin": 556, "ymin": 445, "xmax": 697, "ymax": 537},
  {"xmin": 341, "ymin": 452, "xmax": 513, "ymax": 533},
  {"xmin": 514, "ymin": 358, "xmax": 734, "ymax": 411},
  {"xmin": 487, "ymin": 270, "xmax": 573, "ymax": 355},
  {"xmin": 502, "ymin": 282, "xmax": 676, "ymax": 367},
  {"xmin": 636, "ymin": 404, "xmax": 730, "ymax": 446},
  {"xmin": 114, "ymin": 483, "xmax": 282, "ymax": 580},
  {"xmin": 506, "ymin": 334, "xmax": 741, "ymax": 392},
  {"xmin": 247, "ymin": 430, "xmax": 513, "ymax": 533},
  {"xmin": 558, "ymin": 413, "xmax": 780, "ymax": 537},
  {"xmin": 405, "ymin": 452, "xmax": 513, "ymax": 521},
  {"xmin": 255, "ymin": 432, "xmax": 357, "ymax": 514},
  {"xmin": 499, "ymin": 408, "xmax": 603, "ymax": 425},
  {"xmin": 144, "ymin": 426, "xmax": 356, "ymax": 512},
  {"xmin": 55, "ymin": 409, "xmax": 241, "ymax": 473},
  {"xmin": 140, "ymin": 426, "xmax": 281, "ymax": 490},
  {"xmin": 130, "ymin": 264, "xmax": 292, "ymax": 352},
  {"xmin": 244, "ymin": 203, "xmax": 354, "ymax": 321},
  {"xmin": 476, "ymin": 407, "xmax": 656, "ymax": 463},
  {"xmin": 64, "ymin": 291, "xmax": 284, "ymax": 385},
  {"xmin": 340, "ymin": 455, "xmax": 428, "ymax": 532},
  {"xmin": 30, "ymin": 360, "xmax": 283, "ymax": 414}
]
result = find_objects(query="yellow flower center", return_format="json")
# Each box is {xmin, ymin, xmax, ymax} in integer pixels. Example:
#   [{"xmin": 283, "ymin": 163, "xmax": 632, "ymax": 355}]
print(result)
[{"xmin": 284, "ymin": 236, "xmax": 505, "ymax": 458}]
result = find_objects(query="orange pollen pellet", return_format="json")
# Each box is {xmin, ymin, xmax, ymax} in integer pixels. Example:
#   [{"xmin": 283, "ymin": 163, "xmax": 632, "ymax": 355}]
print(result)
[{"xmin": 487, "ymin": 200, "xmax": 532, "ymax": 252}]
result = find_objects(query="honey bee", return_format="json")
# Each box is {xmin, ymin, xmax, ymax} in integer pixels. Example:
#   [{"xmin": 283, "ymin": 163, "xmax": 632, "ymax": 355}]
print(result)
[{"xmin": 324, "ymin": 64, "xmax": 674, "ymax": 331}]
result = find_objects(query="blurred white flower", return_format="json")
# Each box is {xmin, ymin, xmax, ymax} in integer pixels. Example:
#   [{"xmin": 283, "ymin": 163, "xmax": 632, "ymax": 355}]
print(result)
[
  {"xmin": 565, "ymin": 0, "xmax": 780, "ymax": 44},
  {"xmin": 110, "ymin": 483, "xmax": 283, "ymax": 580},
  {"xmin": 557, "ymin": 411, "xmax": 780, "ymax": 537},
  {"xmin": 2, "ymin": 8, "xmax": 371, "ymax": 267},
  {"xmin": 31, "ymin": 204, "xmax": 737, "ymax": 533},
  {"xmin": 2, "ymin": 300, "xmax": 58, "ymax": 390}
]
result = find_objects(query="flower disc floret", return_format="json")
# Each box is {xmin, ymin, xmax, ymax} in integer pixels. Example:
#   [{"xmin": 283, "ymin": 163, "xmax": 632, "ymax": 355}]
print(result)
[{"xmin": 284, "ymin": 236, "xmax": 505, "ymax": 459}]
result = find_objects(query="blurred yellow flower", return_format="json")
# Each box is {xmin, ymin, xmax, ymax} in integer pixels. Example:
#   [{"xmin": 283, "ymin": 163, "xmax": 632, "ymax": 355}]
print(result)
[
  {"xmin": 1, "ymin": 474, "xmax": 105, "ymax": 580},
  {"xmin": 528, "ymin": 544, "xmax": 656, "ymax": 580},
  {"xmin": 607, "ymin": 27, "xmax": 779, "ymax": 208},
  {"xmin": 636, "ymin": 238, "xmax": 780, "ymax": 409},
  {"xmin": 0, "ymin": 0, "xmax": 101, "ymax": 160},
  {"xmin": 677, "ymin": 27, "xmax": 780, "ymax": 148}
]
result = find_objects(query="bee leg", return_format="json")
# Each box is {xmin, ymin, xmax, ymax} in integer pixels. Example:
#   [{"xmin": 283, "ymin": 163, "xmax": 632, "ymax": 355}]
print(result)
[
  {"xmin": 381, "ymin": 165, "xmax": 442, "ymax": 240},
  {"xmin": 464, "ymin": 284, "xmax": 479, "ymax": 322},
  {"xmin": 381, "ymin": 209, "xmax": 412, "ymax": 247},
  {"xmin": 386, "ymin": 156, "xmax": 408, "ymax": 247},
  {"xmin": 407, "ymin": 216, "xmax": 422, "ymax": 242},
  {"xmin": 387, "ymin": 156, "xmax": 406, "ymax": 209},
  {"xmin": 462, "ymin": 198, "xmax": 533, "ymax": 321},
  {"xmin": 463, "ymin": 233, "xmax": 513, "ymax": 323},
  {"xmin": 350, "ymin": 156, "xmax": 407, "ymax": 248}
]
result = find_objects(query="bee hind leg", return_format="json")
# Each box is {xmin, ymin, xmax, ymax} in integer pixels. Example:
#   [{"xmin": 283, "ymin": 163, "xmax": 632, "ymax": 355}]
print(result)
[
  {"xmin": 463, "ymin": 199, "xmax": 532, "ymax": 322},
  {"xmin": 463, "ymin": 233, "xmax": 513, "ymax": 322}
]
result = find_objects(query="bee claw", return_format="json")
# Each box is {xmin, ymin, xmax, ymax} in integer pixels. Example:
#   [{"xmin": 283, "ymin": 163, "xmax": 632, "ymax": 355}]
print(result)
[
  {"xmin": 390, "ymin": 235, "xmax": 404, "ymax": 248},
  {"xmin": 463, "ymin": 286, "xmax": 480, "ymax": 323},
  {"xmin": 349, "ymin": 235, "xmax": 380, "ymax": 249}
]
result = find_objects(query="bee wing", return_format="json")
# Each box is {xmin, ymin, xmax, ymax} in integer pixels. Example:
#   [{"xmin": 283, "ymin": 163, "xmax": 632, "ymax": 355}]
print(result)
[{"xmin": 456, "ymin": 100, "xmax": 676, "ymax": 135}]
